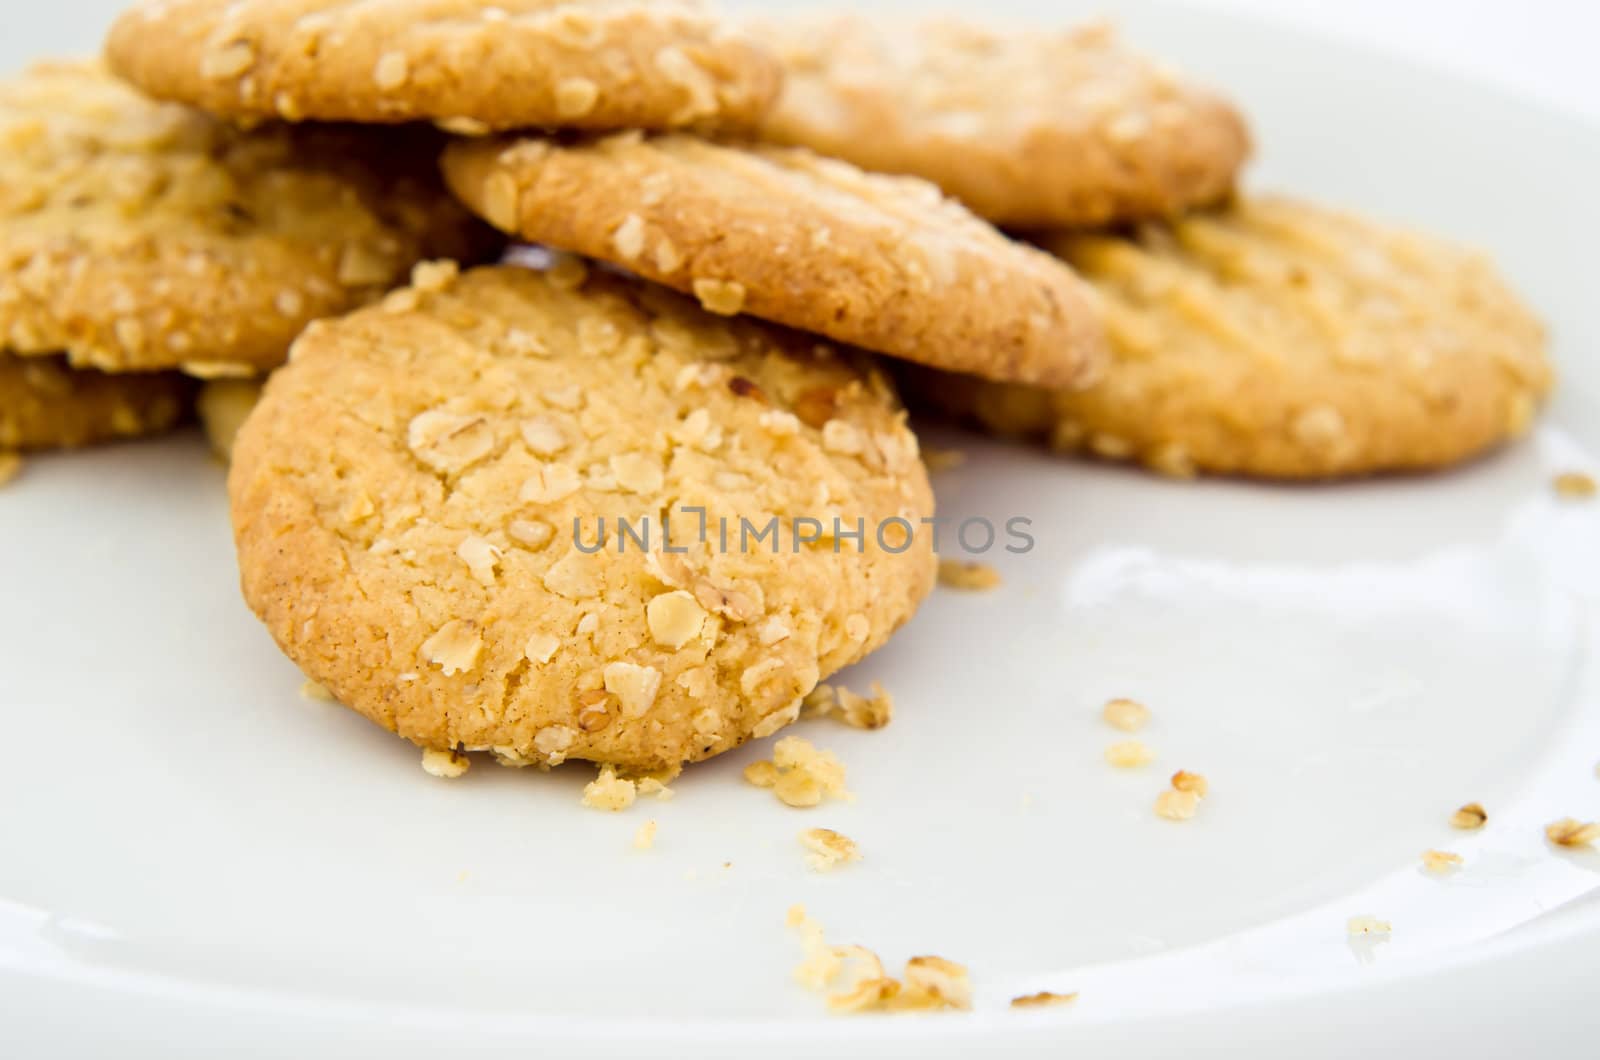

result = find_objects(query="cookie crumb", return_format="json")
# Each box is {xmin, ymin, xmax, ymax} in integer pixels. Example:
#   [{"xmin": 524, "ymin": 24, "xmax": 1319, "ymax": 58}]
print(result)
[
  {"xmin": 938, "ymin": 558, "xmax": 1002, "ymax": 591},
  {"xmin": 1554, "ymin": 471, "xmax": 1597, "ymax": 499},
  {"xmin": 1104, "ymin": 740, "xmax": 1154, "ymax": 768},
  {"xmin": 1010, "ymin": 991, "xmax": 1078, "ymax": 1009},
  {"xmin": 785, "ymin": 907, "xmax": 970, "ymax": 1013},
  {"xmin": 1421, "ymin": 849, "xmax": 1463, "ymax": 874},
  {"xmin": 1101, "ymin": 697, "xmax": 1150, "ymax": 732},
  {"xmin": 1545, "ymin": 817, "xmax": 1600, "ymax": 848},
  {"xmin": 299, "ymin": 679, "xmax": 334, "ymax": 702},
  {"xmin": 633, "ymin": 819, "xmax": 657, "ymax": 850},
  {"xmin": 420, "ymin": 747, "xmax": 470, "ymax": 779},
  {"xmin": 1171, "ymin": 770, "xmax": 1208, "ymax": 796},
  {"xmin": 1450, "ymin": 802, "xmax": 1488, "ymax": 830},
  {"xmin": 799, "ymin": 827, "xmax": 860, "ymax": 871},
  {"xmin": 1347, "ymin": 916, "xmax": 1391, "ymax": 937},
  {"xmin": 0, "ymin": 452, "xmax": 21, "ymax": 487},
  {"xmin": 1154, "ymin": 788, "xmax": 1199, "ymax": 820},
  {"xmin": 582, "ymin": 765, "xmax": 638, "ymax": 811},
  {"xmin": 745, "ymin": 737, "xmax": 849, "ymax": 807},
  {"xmin": 803, "ymin": 681, "xmax": 893, "ymax": 730}
]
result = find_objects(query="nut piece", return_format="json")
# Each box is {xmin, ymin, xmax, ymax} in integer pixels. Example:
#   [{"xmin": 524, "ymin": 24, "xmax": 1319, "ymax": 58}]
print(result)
[
  {"xmin": 1101, "ymin": 697, "xmax": 1150, "ymax": 732},
  {"xmin": 646, "ymin": 590, "xmax": 706, "ymax": 649},
  {"xmin": 938, "ymin": 558, "xmax": 1002, "ymax": 591},
  {"xmin": 1450, "ymin": 802, "xmax": 1488, "ymax": 830},
  {"xmin": 1105, "ymin": 740, "xmax": 1154, "ymax": 768},
  {"xmin": 420, "ymin": 748, "xmax": 470, "ymax": 779},
  {"xmin": 1553, "ymin": 471, "xmax": 1598, "ymax": 499},
  {"xmin": 1154, "ymin": 788, "xmax": 1200, "ymax": 821},
  {"xmin": 1421, "ymin": 849, "xmax": 1463, "ymax": 874},
  {"xmin": 799, "ymin": 827, "xmax": 860, "ymax": 872},
  {"xmin": 1010, "ymin": 991, "xmax": 1078, "ymax": 1009},
  {"xmin": 633, "ymin": 819, "xmax": 657, "ymax": 851},
  {"xmin": 1545, "ymin": 817, "xmax": 1600, "ymax": 848},
  {"xmin": 581, "ymin": 765, "xmax": 637, "ymax": 811},
  {"xmin": 1347, "ymin": 916, "xmax": 1392, "ymax": 937}
]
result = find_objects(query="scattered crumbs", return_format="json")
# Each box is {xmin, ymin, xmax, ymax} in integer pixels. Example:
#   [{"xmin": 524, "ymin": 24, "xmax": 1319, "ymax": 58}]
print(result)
[
  {"xmin": 1450, "ymin": 802, "xmax": 1488, "ymax": 830},
  {"xmin": 1347, "ymin": 916, "xmax": 1392, "ymax": 937},
  {"xmin": 743, "ymin": 737, "xmax": 850, "ymax": 808},
  {"xmin": 938, "ymin": 558, "xmax": 1002, "ymax": 591},
  {"xmin": 1101, "ymin": 697, "xmax": 1150, "ymax": 732},
  {"xmin": 1545, "ymin": 817, "xmax": 1600, "ymax": 849},
  {"xmin": 633, "ymin": 819, "xmax": 657, "ymax": 851},
  {"xmin": 1421, "ymin": 849, "xmax": 1463, "ymax": 874},
  {"xmin": 0, "ymin": 451, "xmax": 22, "ymax": 487},
  {"xmin": 786, "ymin": 906, "xmax": 971, "ymax": 1014},
  {"xmin": 1104, "ymin": 740, "xmax": 1155, "ymax": 768},
  {"xmin": 1171, "ymin": 770, "xmax": 1208, "ymax": 797},
  {"xmin": 922, "ymin": 447, "xmax": 966, "ymax": 473},
  {"xmin": 799, "ymin": 828, "xmax": 860, "ymax": 872},
  {"xmin": 1154, "ymin": 788, "xmax": 1199, "ymax": 821},
  {"xmin": 1553, "ymin": 471, "xmax": 1598, "ymax": 499},
  {"xmin": 299, "ymin": 679, "xmax": 335, "ymax": 702},
  {"xmin": 1010, "ymin": 991, "xmax": 1078, "ymax": 1009},
  {"xmin": 582, "ymin": 764, "xmax": 637, "ymax": 811},
  {"xmin": 802, "ymin": 681, "xmax": 893, "ymax": 730},
  {"xmin": 637, "ymin": 776, "xmax": 676, "ymax": 801},
  {"xmin": 420, "ymin": 747, "xmax": 469, "ymax": 779}
]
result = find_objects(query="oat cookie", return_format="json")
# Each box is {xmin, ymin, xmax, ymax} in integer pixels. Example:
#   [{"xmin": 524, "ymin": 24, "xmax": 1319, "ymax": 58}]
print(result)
[
  {"xmin": 443, "ymin": 133, "xmax": 1105, "ymax": 387},
  {"xmin": 197, "ymin": 377, "xmax": 263, "ymax": 461},
  {"xmin": 0, "ymin": 351, "xmax": 190, "ymax": 450},
  {"xmin": 908, "ymin": 196, "xmax": 1551, "ymax": 479},
  {"xmin": 106, "ymin": 0, "xmax": 781, "ymax": 133},
  {"xmin": 229, "ymin": 263, "xmax": 937, "ymax": 771},
  {"xmin": 750, "ymin": 15, "xmax": 1250, "ymax": 228},
  {"xmin": 0, "ymin": 62, "xmax": 491, "ymax": 373}
]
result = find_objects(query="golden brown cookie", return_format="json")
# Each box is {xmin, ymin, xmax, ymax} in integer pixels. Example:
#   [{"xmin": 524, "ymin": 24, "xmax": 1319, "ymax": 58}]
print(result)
[
  {"xmin": 0, "ymin": 350, "xmax": 190, "ymax": 450},
  {"xmin": 197, "ymin": 377, "xmax": 263, "ymax": 461},
  {"xmin": 750, "ymin": 15, "xmax": 1250, "ymax": 228},
  {"xmin": 106, "ymin": 0, "xmax": 782, "ymax": 133},
  {"xmin": 0, "ymin": 61, "xmax": 493, "ymax": 373},
  {"xmin": 908, "ymin": 196, "xmax": 1551, "ymax": 479},
  {"xmin": 229, "ymin": 261, "xmax": 937, "ymax": 772},
  {"xmin": 442, "ymin": 133, "xmax": 1105, "ymax": 387}
]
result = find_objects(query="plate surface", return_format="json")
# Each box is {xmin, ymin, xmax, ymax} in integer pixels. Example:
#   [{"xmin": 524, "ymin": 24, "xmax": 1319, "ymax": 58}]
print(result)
[{"xmin": 5, "ymin": 1, "xmax": 1600, "ymax": 1055}]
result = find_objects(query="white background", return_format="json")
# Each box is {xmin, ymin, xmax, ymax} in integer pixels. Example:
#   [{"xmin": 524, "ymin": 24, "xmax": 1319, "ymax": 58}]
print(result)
[{"xmin": 7, "ymin": 1, "xmax": 1600, "ymax": 121}]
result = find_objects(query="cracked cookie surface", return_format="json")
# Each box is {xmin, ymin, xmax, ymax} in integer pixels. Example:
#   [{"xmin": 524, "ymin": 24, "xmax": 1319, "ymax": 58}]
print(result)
[
  {"xmin": 0, "ymin": 351, "xmax": 190, "ymax": 450},
  {"xmin": 443, "ymin": 133, "xmax": 1106, "ymax": 387},
  {"xmin": 229, "ymin": 262, "xmax": 936, "ymax": 771},
  {"xmin": 908, "ymin": 196, "xmax": 1551, "ymax": 479},
  {"xmin": 106, "ymin": 0, "xmax": 781, "ymax": 133},
  {"xmin": 749, "ymin": 15, "xmax": 1249, "ymax": 228},
  {"xmin": 0, "ymin": 61, "xmax": 491, "ymax": 373}
]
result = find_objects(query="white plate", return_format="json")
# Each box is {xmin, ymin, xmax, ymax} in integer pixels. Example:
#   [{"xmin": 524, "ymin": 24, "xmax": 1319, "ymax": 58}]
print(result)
[{"xmin": 5, "ymin": 1, "xmax": 1600, "ymax": 1055}]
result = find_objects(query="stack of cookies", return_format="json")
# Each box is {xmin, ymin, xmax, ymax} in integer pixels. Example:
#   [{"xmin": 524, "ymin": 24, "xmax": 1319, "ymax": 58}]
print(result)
[{"xmin": 0, "ymin": 1, "xmax": 1551, "ymax": 781}]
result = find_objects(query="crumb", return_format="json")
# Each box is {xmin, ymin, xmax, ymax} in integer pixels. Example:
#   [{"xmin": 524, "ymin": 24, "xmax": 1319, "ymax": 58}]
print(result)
[
  {"xmin": 785, "ymin": 907, "xmax": 970, "ymax": 1013},
  {"xmin": 1171, "ymin": 770, "xmax": 1208, "ymax": 797},
  {"xmin": 299, "ymin": 679, "xmax": 334, "ymax": 702},
  {"xmin": 802, "ymin": 681, "xmax": 893, "ymax": 730},
  {"xmin": 633, "ymin": 819, "xmax": 657, "ymax": 850},
  {"xmin": 420, "ymin": 747, "xmax": 469, "ymax": 778},
  {"xmin": 1010, "ymin": 991, "xmax": 1078, "ymax": 1009},
  {"xmin": 582, "ymin": 764, "xmax": 637, "ymax": 811},
  {"xmin": 799, "ymin": 827, "xmax": 860, "ymax": 871},
  {"xmin": 922, "ymin": 447, "xmax": 966, "ymax": 473},
  {"xmin": 1421, "ymin": 849, "xmax": 1463, "ymax": 873},
  {"xmin": 0, "ymin": 451, "xmax": 22, "ymax": 487},
  {"xmin": 745, "ymin": 737, "xmax": 850, "ymax": 808},
  {"xmin": 1347, "ymin": 916, "xmax": 1391, "ymax": 937},
  {"xmin": 636, "ymin": 776, "xmax": 675, "ymax": 800},
  {"xmin": 938, "ymin": 558, "xmax": 1002, "ymax": 591},
  {"xmin": 1553, "ymin": 471, "xmax": 1597, "ymax": 499},
  {"xmin": 1450, "ymin": 802, "xmax": 1488, "ymax": 830},
  {"xmin": 1545, "ymin": 817, "xmax": 1600, "ymax": 848},
  {"xmin": 1101, "ymin": 697, "xmax": 1150, "ymax": 732},
  {"xmin": 1104, "ymin": 740, "xmax": 1155, "ymax": 768},
  {"xmin": 1154, "ymin": 788, "xmax": 1200, "ymax": 820}
]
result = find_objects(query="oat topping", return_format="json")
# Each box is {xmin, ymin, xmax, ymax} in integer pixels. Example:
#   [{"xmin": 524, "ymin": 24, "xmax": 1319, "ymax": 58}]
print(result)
[
  {"xmin": 692, "ymin": 278, "xmax": 748, "ymax": 316},
  {"xmin": 1421, "ymin": 849, "xmax": 1463, "ymax": 874},
  {"xmin": 799, "ymin": 828, "xmax": 860, "ymax": 872},
  {"xmin": 1101, "ymin": 697, "xmax": 1150, "ymax": 732},
  {"xmin": 1011, "ymin": 991, "xmax": 1078, "ymax": 1009},
  {"xmin": 420, "ymin": 747, "xmax": 470, "ymax": 779},
  {"xmin": 1104, "ymin": 740, "xmax": 1155, "ymax": 768},
  {"xmin": 937, "ymin": 558, "xmax": 1003, "ymax": 591},
  {"xmin": 420, "ymin": 619, "xmax": 482, "ymax": 675},
  {"xmin": 1553, "ymin": 471, "xmax": 1598, "ymax": 499},
  {"xmin": 1545, "ymin": 817, "xmax": 1600, "ymax": 848},
  {"xmin": 1450, "ymin": 803, "xmax": 1488, "ymax": 830}
]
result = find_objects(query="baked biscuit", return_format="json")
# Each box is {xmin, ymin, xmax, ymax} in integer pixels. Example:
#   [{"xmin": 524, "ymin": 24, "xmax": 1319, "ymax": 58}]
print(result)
[
  {"xmin": 197, "ymin": 377, "xmax": 263, "ymax": 461},
  {"xmin": 229, "ymin": 262, "xmax": 937, "ymax": 772},
  {"xmin": 106, "ymin": 0, "xmax": 781, "ymax": 133},
  {"xmin": 442, "ymin": 134, "xmax": 1105, "ymax": 387},
  {"xmin": 0, "ymin": 351, "xmax": 190, "ymax": 450},
  {"xmin": 909, "ymin": 196, "xmax": 1551, "ymax": 479},
  {"xmin": 750, "ymin": 15, "xmax": 1249, "ymax": 228},
  {"xmin": 0, "ymin": 61, "xmax": 492, "ymax": 373}
]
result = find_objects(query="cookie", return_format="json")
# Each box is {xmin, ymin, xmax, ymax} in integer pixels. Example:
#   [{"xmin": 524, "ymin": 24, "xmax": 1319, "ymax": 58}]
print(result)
[
  {"xmin": 442, "ymin": 133, "xmax": 1105, "ymax": 387},
  {"xmin": 0, "ymin": 350, "xmax": 190, "ymax": 450},
  {"xmin": 229, "ymin": 261, "xmax": 937, "ymax": 772},
  {"xmin": 749, "ymin": 15, "xmax": 1250, "ymax": 228},
  {"xmin": 197, "ymin": 377, "xmax": 263, "ymax": 461},
  {"xmin": 106, "ymin": 0, "xmax": 782, "ymax": 134},
  {"xmin": 0, "ymin": 61, "xmax": 492, "ymax": 373},
  {"xmin": 907, "ymin": 196, "xmax": 1551, "ymax": 479}
]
